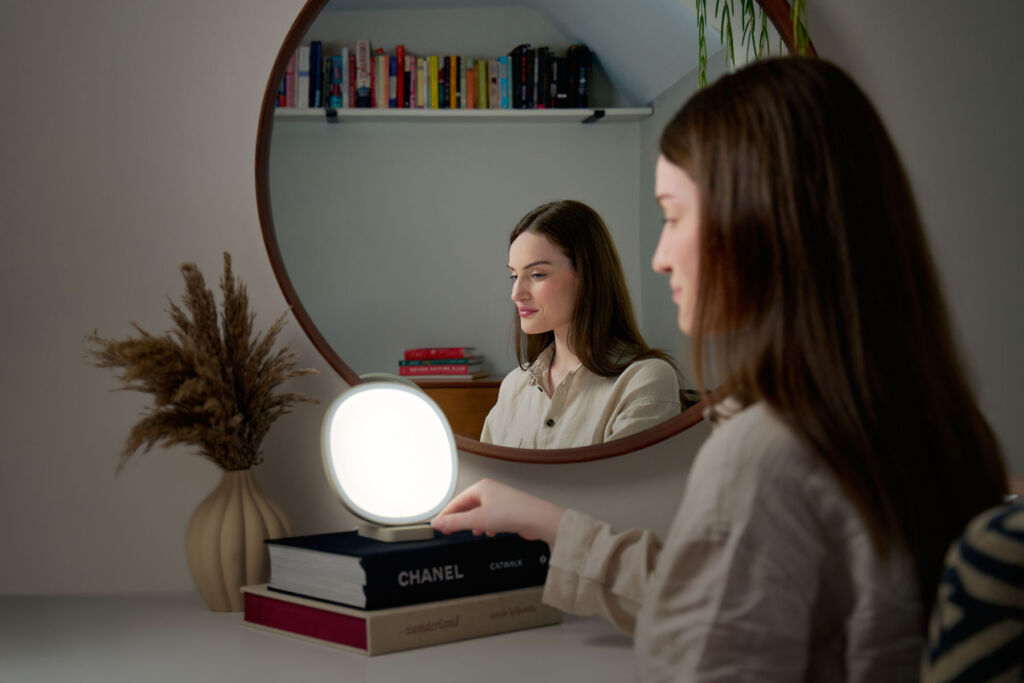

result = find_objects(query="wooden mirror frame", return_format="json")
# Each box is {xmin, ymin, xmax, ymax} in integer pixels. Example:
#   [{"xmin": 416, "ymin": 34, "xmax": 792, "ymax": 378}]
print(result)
[{"xmin": 256, "ymin": 0, "xmax": 816, "ymax": 464}]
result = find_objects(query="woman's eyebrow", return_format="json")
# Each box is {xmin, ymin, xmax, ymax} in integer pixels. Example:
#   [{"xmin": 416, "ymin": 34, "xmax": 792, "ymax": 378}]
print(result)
[{"xmin": 507, "ymin": 260, "xmax": 553, "ymax": 271}]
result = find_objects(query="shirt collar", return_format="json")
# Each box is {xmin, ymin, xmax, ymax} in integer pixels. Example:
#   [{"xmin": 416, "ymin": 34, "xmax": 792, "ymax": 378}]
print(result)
[
  {"xmin": 526, "ymin": 345, "xmax": 555, "ymax": 386},
  {"xmin": 703, "ymin": 395, "xmax": 745, "ymax": 426},
  {"xmin": 526, "ymin": 344, "xmax": 584, "ymax": 386}
]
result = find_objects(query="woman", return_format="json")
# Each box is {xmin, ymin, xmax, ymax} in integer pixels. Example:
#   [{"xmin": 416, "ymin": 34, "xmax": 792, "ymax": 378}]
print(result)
[
  {"xmin": 480, "ymin": 199, "xmax": 682, "ymax": 448},
  {"xmin": 435, "ymin": 58, "xmax": 1008, "ymax": 679}
]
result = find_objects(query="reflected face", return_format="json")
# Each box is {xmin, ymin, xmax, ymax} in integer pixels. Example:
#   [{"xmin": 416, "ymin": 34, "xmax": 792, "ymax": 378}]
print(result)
[
  {"xmin": 652, "ymin": 155, "xmax": 701, "ymax": 335},
  {"xmin": 508, "ymin": 231, "xmax": 578, "ymax": 337}
]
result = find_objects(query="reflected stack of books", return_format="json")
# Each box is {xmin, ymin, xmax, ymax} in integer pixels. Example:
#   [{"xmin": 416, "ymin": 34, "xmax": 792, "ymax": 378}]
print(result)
[
  {"xmin": 242, "ymin": 529, "xmax": 560, "ymax": 655},
  {"xmin": 398, "ymin": 347, "xmax": 487, "ymax": 380}
]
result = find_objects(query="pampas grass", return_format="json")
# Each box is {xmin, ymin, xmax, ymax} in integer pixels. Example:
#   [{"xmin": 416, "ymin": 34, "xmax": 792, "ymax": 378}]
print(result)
[{"xmin": 86, "ymin": 253, "xmax": 317, "ymax": 472}]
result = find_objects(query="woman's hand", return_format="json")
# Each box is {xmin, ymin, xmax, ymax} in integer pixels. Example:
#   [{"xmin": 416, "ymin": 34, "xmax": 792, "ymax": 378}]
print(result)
[{"xmin": 431, "ymin": 478, "xmax": 565, "ymax": 546}]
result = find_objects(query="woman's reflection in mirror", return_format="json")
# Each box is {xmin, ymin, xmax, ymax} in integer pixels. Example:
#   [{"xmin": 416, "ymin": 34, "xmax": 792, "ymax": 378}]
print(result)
[
  {"xmin": 435, "ymin": 57, "xmax": 1010, "ymax": 679},
  {"xmin": 480, "ymin": 199, "xmax": 683, "ymax": 449}
]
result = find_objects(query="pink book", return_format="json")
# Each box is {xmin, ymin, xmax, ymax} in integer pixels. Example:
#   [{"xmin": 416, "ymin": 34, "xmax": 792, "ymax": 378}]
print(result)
[{"xmin": 284, "ymin": 51, "xmax": 296, "ymax": 107}]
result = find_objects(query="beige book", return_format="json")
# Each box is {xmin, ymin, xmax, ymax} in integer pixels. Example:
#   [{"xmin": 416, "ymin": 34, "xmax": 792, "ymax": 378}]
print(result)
[{"xmin": 241, "ymin": 584, "xmax": 562, "ymax": 655}]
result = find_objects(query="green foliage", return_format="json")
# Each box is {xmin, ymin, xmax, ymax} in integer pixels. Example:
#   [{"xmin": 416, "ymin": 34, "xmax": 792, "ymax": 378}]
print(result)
[{"xmin": 696, "ymin": 0, "xmax": 810, "ymax": 87}]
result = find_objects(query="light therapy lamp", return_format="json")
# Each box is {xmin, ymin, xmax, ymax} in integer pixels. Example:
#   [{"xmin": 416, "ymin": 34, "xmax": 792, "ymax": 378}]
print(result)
[{"xmin": 321, "ymin": 381, "xmax": 458, "ymax": 542}]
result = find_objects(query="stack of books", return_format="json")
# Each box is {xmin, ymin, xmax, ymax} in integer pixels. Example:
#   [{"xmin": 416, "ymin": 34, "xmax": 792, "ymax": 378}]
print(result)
[
  {"xmin": 243, "ymin": 529, "xmax": 560, "ymax": 655},
  {"xmin": 398, "ymin": 347, "xmax": 487, "ymax": 380},
  {"xmin": 276, "ymin": 40, "xmax": 593, "ymax": 111}
]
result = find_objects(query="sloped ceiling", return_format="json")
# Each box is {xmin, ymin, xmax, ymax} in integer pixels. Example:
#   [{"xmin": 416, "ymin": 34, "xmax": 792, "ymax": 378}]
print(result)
[{"xmin": 323, "ymin": 0, "xmax": 723, "ymax": 104}]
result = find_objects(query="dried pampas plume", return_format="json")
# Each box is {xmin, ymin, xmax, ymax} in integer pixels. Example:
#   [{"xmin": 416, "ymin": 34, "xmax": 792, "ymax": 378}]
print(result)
[{"xmin": 85, "ymin": 253, "xmax": 318, "ymax": 472}]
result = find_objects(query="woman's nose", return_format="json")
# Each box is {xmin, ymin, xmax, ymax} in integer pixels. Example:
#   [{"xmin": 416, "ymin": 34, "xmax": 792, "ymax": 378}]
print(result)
[
  {"xmin": 511, "ymin": 278, "xmax": 527, "ymax": 301},
  {"xmin": 651, "ymin": 228, "xmax": 671, "ymax": 274}
]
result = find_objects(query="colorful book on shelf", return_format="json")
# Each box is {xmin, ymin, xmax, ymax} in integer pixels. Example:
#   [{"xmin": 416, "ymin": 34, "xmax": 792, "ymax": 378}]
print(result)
[
  {"xmin": 328, "ymin": 55, "xmax": 344, "ymax": 108},
  {"xmin": 354, "ymin": 39, "xmax": 372, "ymax": 107},
  {"xmin": 297, "ymin": 45, "xmax": 311, "ymax": 109},
  {"xmin": 284, "ymin": 51, "xmax": 296, "ymax": 107},
  {"xmin": 242, "ymin": 584, "xmax": 561, "ymax": 656},
  {"xmin": 466, "ymin": 62, "xmax": 475, "ymax": 109},
  {"xmin": 488, "ymin": 58, "xmax": 500, "ymax": 109},
  {"xmin": 410, "ymin": 373, "xmax": 490, "ymax": 382},
  {"xmin": 439, "ymin": 57, "xmax": 449, "ymax": 108},
  {"xmin": 403, "ymin": 52, "xmax": 414, "ymax": 108},
  {"xmin": 417, "ymin": 56, "xmax": 427, "ymax": 108},
  {"xmin": 450, "ymin": 56, "xmax": 459, "ymax": 108},
  {"xmin": 476, "ymin": 59, "xmax": 488, "ymax": 108},
  {"xmin": 395, "ymin": 44, "xmax": 405, "ymax": 108},
  {"xmin": 498, "ymin": 55, "xmax": 511, "ymax": 109},
  {"xmin": 429, "ymin": 55, "xmax": 439, "ymax": 109},
  {"xmin": 399, "ymin": 365, "xmax": 486, "ymax": 378},
  {"xmin": 388, "ymin": 54, "xmax": 398, "ymax": 108},
  {"xmin": 266, "ymin": 529, "xmax": 550, "ymax": 610},
  {"xmin": 375, "ymin": 49, "xmax": 388, "ymax": 108},
  {"xmin": 399, "ymin": 357, "xmax": 483, "ymax": 366},
  {"xmin": 404, "ymin": 347, "xmax": 478, "ymax": 360},
  {"xmin": 348, "ymin": 52, "xmax": 357, "ymax": 107},
  {"xmin": 340, "ymin": 46, "xmax": 350, "ymax": 108}
]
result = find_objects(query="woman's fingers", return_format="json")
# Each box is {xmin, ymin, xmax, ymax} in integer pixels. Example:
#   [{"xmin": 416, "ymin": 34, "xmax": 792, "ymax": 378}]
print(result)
[
  {"xmin": 432, "ymin": 508, "xmax": 484, "ymax": 534},
  {"xmin": 431, "ymin": 478, "xmax": 564, "ymax": 545}
]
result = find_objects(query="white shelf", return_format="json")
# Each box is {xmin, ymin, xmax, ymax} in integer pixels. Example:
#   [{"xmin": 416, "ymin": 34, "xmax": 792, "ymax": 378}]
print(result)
[{"xmin": 274, "ymin": 107, "xmax": 652, "ymax": 123}]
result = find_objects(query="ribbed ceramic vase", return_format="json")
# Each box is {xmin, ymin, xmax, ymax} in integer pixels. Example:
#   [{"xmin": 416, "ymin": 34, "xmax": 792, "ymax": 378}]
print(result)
[{"xmin": 185, "ymin": 469, "xmax": 292, "ymax": 612}]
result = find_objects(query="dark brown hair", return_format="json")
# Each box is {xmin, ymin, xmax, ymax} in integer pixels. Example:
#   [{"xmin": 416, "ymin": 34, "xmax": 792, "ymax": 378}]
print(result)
[
  {"xmin": 659, "ymin": 57, "xmax": 1007, "ymax": 622},
  {"xmin": 509, "ymin": 200, "xmax": 676, "ymax": 378}
]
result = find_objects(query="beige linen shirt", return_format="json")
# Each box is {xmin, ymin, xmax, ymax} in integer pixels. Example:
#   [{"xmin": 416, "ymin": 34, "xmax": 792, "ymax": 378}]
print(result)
[
  {"xmin": 479, "ymin": 345, "xmax": 681, "ymax": 449},
  {"xmin": 543, "ymin": 401, "xmax": 924, "ymax": 681}
]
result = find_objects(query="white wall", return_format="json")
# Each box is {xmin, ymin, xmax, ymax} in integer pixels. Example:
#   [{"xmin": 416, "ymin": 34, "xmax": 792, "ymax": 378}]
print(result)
[
  {"xmin": 1, "ymin": 0, "xmax": 1021, "ymax": 596},
  {"xmin": 806, "ymin": 0, "xmax": 1024, "ymax": 469}
]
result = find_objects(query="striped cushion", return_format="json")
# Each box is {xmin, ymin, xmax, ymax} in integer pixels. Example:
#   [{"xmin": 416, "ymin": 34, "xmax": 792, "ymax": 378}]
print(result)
[{"xmin": 922, "ymin": 502, "xmax": 1024, "ymax": 682}]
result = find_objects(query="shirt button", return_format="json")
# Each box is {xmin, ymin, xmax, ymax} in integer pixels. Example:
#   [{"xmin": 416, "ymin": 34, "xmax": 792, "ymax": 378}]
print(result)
[{"xmin": 545, "ymin": 419, "xmax": 555, "ymax": 427}]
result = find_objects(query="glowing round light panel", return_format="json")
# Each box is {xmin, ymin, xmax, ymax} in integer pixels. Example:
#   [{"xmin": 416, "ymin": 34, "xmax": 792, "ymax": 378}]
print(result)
[{"xmin": 321, "ymin": 383, "xmax": 457, "ymax": 526}]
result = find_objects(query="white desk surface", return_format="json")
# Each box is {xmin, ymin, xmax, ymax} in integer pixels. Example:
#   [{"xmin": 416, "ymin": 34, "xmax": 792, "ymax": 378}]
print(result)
[{"xmin": 0, "ymin": 593, "xmax": 635, "ymax": 682}]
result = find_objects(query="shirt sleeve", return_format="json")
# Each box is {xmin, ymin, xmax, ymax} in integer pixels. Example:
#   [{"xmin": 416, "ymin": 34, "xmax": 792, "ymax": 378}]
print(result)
[
  {"xmin": 605, "ymin": 360, "xmax": 682, "ymax": 442},
  {"xmin": 542, "ymin": 508, "xmax": 663, "ymax": 635}
]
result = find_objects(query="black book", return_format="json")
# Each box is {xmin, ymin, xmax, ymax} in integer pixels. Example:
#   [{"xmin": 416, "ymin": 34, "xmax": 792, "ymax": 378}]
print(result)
[
  {"xmin": 508, "ymin": 44, "xmax": 530, "ymax": 109},
  {"xmin": 534, "ymin": 47, "xmax": 551, "ymax": 108},
  {"xmin": 567, "ymin": 44, "xmax": 592, "ymax": 108},
  {"xmin": 309, "ymin": 40, "xmax": 322, "ymax": 107},
  {"xmin": 266, "ymin": 529, "xmax": 550, "ymax": 610},
  {"xmin": 523, "ymin": 47, "xmax": 535, "ymax": 108},
  {"xmin": 550, "ymin": 55, "xmax": 569, "ymax": 108}
]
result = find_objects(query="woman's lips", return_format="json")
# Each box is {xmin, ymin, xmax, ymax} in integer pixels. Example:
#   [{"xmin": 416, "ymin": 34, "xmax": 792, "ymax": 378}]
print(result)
[
  {"xmin": 518, "ymin": 307, "xmax": 537, "ymax": 317},
  {"xmin": 671, "ymin": 288, "xmax": 681, "ymax": 302}
]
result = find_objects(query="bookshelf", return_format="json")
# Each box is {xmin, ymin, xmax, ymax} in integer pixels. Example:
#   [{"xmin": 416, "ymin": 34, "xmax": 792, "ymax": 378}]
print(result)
[{"xmin": 275, "ymin": 107, "xmax": 653, "ymax": 123}]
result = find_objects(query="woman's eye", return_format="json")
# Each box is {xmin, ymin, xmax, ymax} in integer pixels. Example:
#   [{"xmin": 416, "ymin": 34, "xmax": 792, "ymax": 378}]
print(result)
[
  {"xmin": 530, "ymin": 273, "xmax": 546, "ymax": 280},
  {"xmin": 509, "ymin": 274, "xmax": 518, "ymax": 282}
]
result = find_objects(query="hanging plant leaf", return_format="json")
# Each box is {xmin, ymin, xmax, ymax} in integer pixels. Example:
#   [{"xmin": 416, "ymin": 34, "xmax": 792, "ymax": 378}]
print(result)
[
  {"xmin": 697, "ymin": 0, "xmax": 708, "ymax": 87},
  {"xmin": 715, "ymin": 0, "xmax": 736, "ymax": 69}
]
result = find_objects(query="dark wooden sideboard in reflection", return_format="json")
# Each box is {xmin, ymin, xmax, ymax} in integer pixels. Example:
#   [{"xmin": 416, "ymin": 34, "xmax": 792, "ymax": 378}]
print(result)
[{"xmin": 412, "ymin": 377, "xmax": 502, "ymax": 440}]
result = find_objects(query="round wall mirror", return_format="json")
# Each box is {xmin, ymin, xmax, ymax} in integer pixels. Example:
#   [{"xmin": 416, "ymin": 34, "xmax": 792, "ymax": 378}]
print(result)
[{"xmin": 256, "ymin": 0, "xmax": 815, "ymax": 463}]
